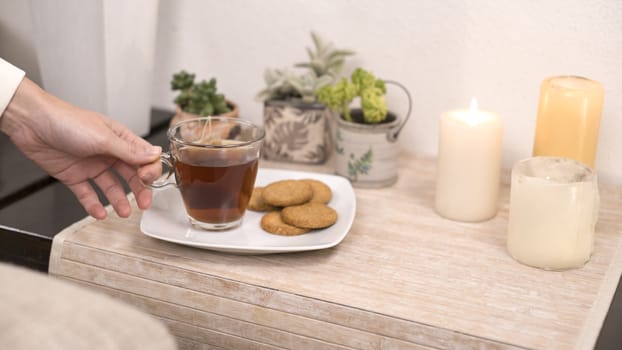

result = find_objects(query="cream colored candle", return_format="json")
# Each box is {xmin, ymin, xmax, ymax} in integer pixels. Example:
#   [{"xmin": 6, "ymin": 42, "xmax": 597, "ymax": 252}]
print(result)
[
  {"xmin": 435, "ymin": 99, "xmax": 503, "ymax": 222},
  {"xmin": 532, "ymin": 76, "xmax": 604, "ymax": 168},
  {"xmin": 506, "ymin": 157, "xmax": 599, "ymax": 270}
]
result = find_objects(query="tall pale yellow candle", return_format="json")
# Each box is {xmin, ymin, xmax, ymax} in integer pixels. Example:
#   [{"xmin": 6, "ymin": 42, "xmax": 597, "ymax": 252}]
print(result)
[
  {"xmin": 435, "ymin": 99, "xmax": 503, "ymax": 222},
  {"xmin": 532, "ymin": 76, "xmax": 604, "ymax": 168}
]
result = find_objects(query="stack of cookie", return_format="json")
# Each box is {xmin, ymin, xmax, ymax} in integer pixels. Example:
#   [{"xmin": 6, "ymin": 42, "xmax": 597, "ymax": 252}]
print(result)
[{"xmin": 249, "ymin": 179, "xmax": 338, "ymax": 236}]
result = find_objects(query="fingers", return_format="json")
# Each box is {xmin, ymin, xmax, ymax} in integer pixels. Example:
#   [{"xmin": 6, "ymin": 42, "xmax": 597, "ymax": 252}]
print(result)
[
  {"xmin": 112, "ymin": 139, "xmax": 161, "ymax": 167},
  {"xmin": 67, "ymin": 182, "xmax": 108, "ymax": 220},
  {"xmin": 69, "ymin": 163, "xmax": 156, "ymax": 220},
  {"xmin": 92, "ymin": 169, "xmax": 132, "ymax": 218},
  {"xmin": 114, "ymin": 162, "xmax": 153, "ymax": 210},
  {"xmin": 137, "ymin": 158, "xmax": 163, "ymax": 185},
  {"xmin": 103, "ymin": 121, "xmax": 162, "ymax": 166}
]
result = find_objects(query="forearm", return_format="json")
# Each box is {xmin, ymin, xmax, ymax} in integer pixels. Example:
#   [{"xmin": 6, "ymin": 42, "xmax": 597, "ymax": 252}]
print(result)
[
  {"xmin": 0, "ymin": 58, "xmax": 54, "ymax": 140},
  {"xmin": 0, "ymin": 77, "xmax": 52, "ymax": 138}
]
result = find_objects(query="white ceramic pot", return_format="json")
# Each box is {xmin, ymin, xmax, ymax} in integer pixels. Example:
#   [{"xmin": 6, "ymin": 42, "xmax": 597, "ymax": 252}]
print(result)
[
  {"xmin": 334, "ymin": 81, "xmax": 412, "ymax": 188},
  {"xmin": 335, "ymin": 110, "xmax": 403, "ymax": 187}
]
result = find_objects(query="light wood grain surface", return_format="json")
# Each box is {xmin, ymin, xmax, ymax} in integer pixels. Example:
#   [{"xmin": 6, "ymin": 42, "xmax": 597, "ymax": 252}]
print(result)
[{"xmin": 49, "ymin": 152, "xmax": 622, "ymax": 350}]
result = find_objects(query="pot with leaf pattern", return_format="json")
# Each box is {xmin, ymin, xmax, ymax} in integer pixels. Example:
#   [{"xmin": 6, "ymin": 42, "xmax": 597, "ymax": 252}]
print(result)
[{"xmin": 262, "ymin": 99, "xmax": 333, "ymax": 164}]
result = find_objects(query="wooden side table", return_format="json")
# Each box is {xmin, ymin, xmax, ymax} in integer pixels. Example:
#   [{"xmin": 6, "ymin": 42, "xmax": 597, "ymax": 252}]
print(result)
[{"xmin": 49, "ymin": 153, "xmax": 622, "ymax": 350}]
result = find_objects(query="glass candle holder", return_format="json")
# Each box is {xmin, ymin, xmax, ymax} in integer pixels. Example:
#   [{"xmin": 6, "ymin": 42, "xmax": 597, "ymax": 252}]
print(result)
[
  {"xmin": 506, "ymin": 157, "xmax": 599, "ymax": 270},
  {"xmin": 532, "ymin": 76, "xmax": 604, "ymax": 168}
]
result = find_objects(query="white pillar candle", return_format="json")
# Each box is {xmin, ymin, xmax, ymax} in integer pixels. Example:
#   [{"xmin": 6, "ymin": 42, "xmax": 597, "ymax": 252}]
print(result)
[
  {"xmin": 435, "ymin": 98, "xmax": 503, "ymax": 222},
  {"xmin": 506, "ymin": 157, "xmax": 599, "ymax": 270}
]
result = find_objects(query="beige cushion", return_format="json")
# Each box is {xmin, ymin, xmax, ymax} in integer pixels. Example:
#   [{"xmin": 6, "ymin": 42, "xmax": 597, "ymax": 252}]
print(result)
[{"xmin": 0, "ymin": 263, "xmax": 177, "ymax": 350}]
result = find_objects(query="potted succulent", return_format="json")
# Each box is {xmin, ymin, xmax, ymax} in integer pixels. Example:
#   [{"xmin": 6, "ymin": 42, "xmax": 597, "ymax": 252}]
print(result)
[
  {"xmin": 170, "ymin": 70, "xmax": 239, "ymax": 126},
  {"xmin": 317, "ymin": 68, "xmax": 412, "ymax": 187},
  {"xmin": 257, "ymin": 32, "xmax": 354, "ymax": 164}
]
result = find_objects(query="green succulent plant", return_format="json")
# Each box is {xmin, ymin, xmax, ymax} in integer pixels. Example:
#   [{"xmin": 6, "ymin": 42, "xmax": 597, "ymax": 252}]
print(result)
[
  {"xmin": 257, "ymin": 32, "xmax": 354, "ymax": 103},
  {"xmin": 317, "ymin": 68, "xmax": 388, "ymax": 124},
  {"xmin": 171, "ymin": 70, "xmax": 231, "ymax": 116},
  {"xmin": 295, "ymin": 32, "xmax": 354, "ymax": 79}
]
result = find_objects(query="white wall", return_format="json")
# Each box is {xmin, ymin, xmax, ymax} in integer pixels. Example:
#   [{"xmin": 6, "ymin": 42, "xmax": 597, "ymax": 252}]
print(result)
[
  {"xmin": 1, "ymin": 0, "xmax": 158, "ymax": 136},
  {"xmin": 152, "ymin": 0, "xmax": 622, "ymax": 184},
  {"xmin": 2, "ymin": 0, "xmax": 621, "ymax": 183},
  {"xmin": 0, "ymin": 0, "xmax": 41, "ymax": 85}
]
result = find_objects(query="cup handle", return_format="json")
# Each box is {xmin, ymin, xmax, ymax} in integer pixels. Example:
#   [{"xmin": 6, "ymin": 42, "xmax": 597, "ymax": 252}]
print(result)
[
  {"xmin": 384, "ymin": 80, "xmax": 412, "ymax": 142},
  {"xmin": 144, "ymin": 153, "xmax": 176, "ymax": 189}
]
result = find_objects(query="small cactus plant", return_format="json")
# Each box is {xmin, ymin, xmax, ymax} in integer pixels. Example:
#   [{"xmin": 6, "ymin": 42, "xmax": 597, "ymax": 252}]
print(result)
[{"xmin": 171, "ymin": 70, "xmax": 231, "ymax": 116}]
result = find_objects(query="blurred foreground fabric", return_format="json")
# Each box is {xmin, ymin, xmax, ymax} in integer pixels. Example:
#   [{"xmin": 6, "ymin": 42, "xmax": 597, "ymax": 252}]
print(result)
[{"xmin": 0, "ymin": 262, "xmax": 177, "ymax": 350}]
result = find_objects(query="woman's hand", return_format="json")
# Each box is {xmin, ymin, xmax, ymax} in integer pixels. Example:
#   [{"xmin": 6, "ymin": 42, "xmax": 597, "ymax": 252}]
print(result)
[{"xmin": 1, "ymin": 78, "xmax": 162, "ymax": 219}]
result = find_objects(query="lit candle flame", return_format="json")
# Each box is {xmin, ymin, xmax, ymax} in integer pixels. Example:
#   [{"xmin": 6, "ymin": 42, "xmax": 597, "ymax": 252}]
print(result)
[
  {"xmin": 470, "ymin": 97, "xmax": 478, "ymax": 114},
  {"xmin": 465, "ymin": 97, "xmax": 480, "ymax": 126}
]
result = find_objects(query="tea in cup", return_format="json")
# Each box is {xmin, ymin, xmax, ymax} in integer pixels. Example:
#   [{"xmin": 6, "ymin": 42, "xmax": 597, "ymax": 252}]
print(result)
[{"xmin": 149, "ymin": 117, "xmax": 264, "ymax": 230}]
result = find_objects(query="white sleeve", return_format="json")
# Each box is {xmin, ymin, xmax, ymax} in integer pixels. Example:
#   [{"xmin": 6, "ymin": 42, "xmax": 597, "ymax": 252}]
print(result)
[{"xmin": 0, "ymin": 58, "xmax": 26, "ymax": 118}]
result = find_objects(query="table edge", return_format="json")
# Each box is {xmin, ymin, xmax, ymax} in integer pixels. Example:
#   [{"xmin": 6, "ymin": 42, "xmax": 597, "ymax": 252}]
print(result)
[{"xmin": 578, "ymin": 237, "xmax": 622, "ymax": 350}]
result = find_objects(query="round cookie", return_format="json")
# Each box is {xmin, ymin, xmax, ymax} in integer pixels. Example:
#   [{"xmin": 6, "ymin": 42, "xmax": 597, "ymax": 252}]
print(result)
[
  {"xmin": 260, "ymin": 211, "xmax": 310, "ymax": 236},
  {"xmin": 281, "ymin": 202, "xmax": 338, "ymax": 229},
  {"xmin": 262, "ymin": 180, "xmax": 313, "ymax": 207},
  {"xmin": 247, "ymin": 187, "xmax": 277, "ymax": 212},
  {"xmin": 301, "ymin": 179, "xmax": 332, "ymax": 204}
]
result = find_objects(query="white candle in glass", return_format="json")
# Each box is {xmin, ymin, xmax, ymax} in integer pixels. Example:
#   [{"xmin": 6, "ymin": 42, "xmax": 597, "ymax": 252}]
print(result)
[
  {"xmin": 506, "ymin": 157, "xmax": 599, "ymax": 270},
  {"xmin": 435, "ymin": 98, "xmax": 504, "ymax": 222}
]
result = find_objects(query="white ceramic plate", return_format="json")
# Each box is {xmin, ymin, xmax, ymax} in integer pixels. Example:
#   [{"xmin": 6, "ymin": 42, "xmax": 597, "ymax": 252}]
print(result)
[{"xmin": 140, "ymin": 168, "xmax": 356, "ymax": 254}]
